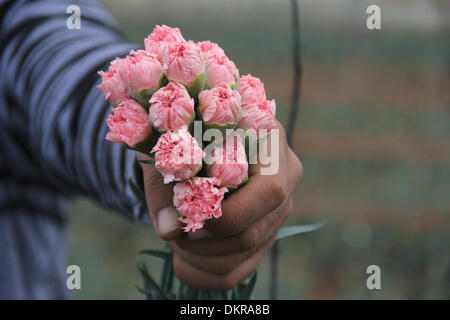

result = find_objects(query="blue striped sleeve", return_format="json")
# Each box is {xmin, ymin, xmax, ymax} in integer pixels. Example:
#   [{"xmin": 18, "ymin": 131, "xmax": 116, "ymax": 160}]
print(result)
[{"xmin": 0, "ymin": 0, "xmax": 149, "ymax": 223}]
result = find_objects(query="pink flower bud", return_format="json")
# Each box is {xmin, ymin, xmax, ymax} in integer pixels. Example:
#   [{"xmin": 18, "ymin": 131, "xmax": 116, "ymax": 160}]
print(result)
[
  {"xmin": 149, "ymin": 82, "xmax": 195, "ymax": 132},
  {"xmin": 206, "ymin": 135, "xmax": 248, "ymax": 189},
  {"xmin": 106, "ymin": 99, "xmax": 152, "ymax": 148},
  {"xmin": 205, "ymin": 54, "xmax": 239, "ymax": 89},
  {"xmin": 238, "ymin": 74, "xmax": 266, "ymax": 107},
  {"xmin": 162, "ymin": 41, "xmax": 205, "ymax": 88},
  {"xmin": 173, "ymin": 177, "xmax": 228, "ymax": 232},
  {"xmin": 198, "ymin": 85, "xmax": 242, "ymax": 129},
  {"xmin": 151, "ymin": 127, "xmax": 204, "ymax": 184},
  {"xmin": 116, "ymin": 50, "xmax": 164, "ymax": 99},
  {"xmin": 237, "ymin": 99, "xmax": 277, "ymax": 138},
  {"xmin": 144, "ymin": 25, "xmax": 185, "ymax": 62},
  {"xmin": 98, "ymin": 59, "xmax": 130, "ymax": 107},
  {"xmin": 197, "ymin": 41, "xmax": 225, "ymax": 59}
]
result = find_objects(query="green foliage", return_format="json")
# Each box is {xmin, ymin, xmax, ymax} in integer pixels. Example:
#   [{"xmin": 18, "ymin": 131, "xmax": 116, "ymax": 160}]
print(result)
[
  {"xmin": 137, "ymin": 159, "xmax": 155, "ymax": 164},
  {"xmin": 136, "ymin": 222, "xmax": 325, "ymax": 300},
  {"xmin": 276, "ymin": 221, "xmax": 327, "ymax": 241},
  {"xmin": 128, "ymin": 178, "xmax": 147, "ymax": 211}
]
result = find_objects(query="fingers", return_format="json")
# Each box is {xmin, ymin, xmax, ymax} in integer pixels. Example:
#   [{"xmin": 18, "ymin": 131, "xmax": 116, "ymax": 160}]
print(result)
[
  {"xmin": 137, "ymin": 119, "xmax": 303, "ymax": 291},
  {"xmin": 137, "ymin": 119, "xmax": 303, "ymax": 247},
  {"xmin": 205, "ymin": 123, "xmax": 290, "ymax": 237},
  {"xmin": 137, "ymin": 152, "xmax": 184, "ymax": 240},
  {"xmin": 173, "ymin": 233, "xmax": 277, "ymax": 291},
  {"xmin": 168, "ymin": 240, "xmax": 257, "ymax": 275},
  {"xmin": 175, "ymin": 197, "xmax": 293, "ymax": 256},
  {"xmin": 205, "ymin": 170, "xmax": 287, "ymax": 237},
  {"xmin": 287, "ymin": 147, "xmax": 303, "ymax": 189}
]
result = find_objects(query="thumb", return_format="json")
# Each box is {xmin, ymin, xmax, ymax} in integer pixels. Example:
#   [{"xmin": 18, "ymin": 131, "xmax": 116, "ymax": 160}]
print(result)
[{"xmin": 137, "ymin": 152, "xmax": 184, "ymax": 240}]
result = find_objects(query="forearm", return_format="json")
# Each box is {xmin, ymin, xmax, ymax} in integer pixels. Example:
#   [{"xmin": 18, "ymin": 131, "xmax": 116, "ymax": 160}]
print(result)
[{"xmin": 0, "ymin": 0, "xmax": 148, "ymax": 222}]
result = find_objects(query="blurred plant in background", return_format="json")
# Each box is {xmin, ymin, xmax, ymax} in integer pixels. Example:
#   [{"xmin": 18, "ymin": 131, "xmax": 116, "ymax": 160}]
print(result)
[
  {"xmin": 67, "ymin": 0, "xmax": 450, "ymax": 299},
  {"xmin": 135, "ymin": 223, "xmax": 325, "ymax": 300}
]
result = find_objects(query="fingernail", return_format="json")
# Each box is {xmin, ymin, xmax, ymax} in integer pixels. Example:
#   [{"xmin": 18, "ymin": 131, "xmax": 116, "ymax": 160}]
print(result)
[{"xmin": 157, "ymin": 207, "xmax": 180, "ymax": 235}]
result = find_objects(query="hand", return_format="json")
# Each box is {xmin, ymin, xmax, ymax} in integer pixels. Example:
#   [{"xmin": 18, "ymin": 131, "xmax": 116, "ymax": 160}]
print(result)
[{"xmin": 137, "ymin": 121, "xmax": 303, "ymax": 291}]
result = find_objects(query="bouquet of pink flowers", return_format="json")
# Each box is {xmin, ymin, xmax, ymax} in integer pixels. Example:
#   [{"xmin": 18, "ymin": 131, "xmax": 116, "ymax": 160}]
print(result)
[{"xmin": 99, "ymin": 25, "xmax": 323, "ymax": 300}]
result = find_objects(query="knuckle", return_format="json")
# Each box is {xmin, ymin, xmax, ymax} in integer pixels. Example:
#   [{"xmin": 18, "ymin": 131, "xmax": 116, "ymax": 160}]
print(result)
[
  {"xmin": 295, "ymin": 157, "xmax": 303, "ymax": 181},
  {"xmin": 222, "ymin": 214, "xmax": 243, "ymax": 236},
  {"xmin": 238, "ymin": 227, "xmax": 260, "ymax": 251},
  {"xmin": 272, "ymin": 181, "xmax": 288, "ymax": 206},
  {"xmin": 286, "ymin": 198, "xmax": 294, "ymax": 213},
  {"xmin": 290, "ymin": 149, "xmax": 303, "ymax": 181},
  {"xmin": 275, "ymin": 120, "xmax": 286, "ymax": 136}
]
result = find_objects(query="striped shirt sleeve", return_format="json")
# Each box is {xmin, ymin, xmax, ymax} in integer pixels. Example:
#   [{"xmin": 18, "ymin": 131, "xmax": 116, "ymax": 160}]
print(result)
[{"xmin": 0, "ymin": 0, "xmax": 150, "ymax": 223}]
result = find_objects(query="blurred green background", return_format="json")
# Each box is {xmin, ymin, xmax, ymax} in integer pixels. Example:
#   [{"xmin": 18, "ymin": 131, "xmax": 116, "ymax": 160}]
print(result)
[{"xmin": 67, "ymin": 0, "xmax": 450, "ymax": 299}]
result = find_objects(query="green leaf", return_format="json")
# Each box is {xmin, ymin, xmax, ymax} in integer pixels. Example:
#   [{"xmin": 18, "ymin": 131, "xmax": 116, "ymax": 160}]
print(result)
[
  {"xmin": 129, "ymin": 89, "xmax": 150, "ymax": 110},
  {"xmin": 276, "ymin": 221, "xmax": 327, "ymax": 241},
  {"xmin": 206, "ymin": 291, "xmax": 221, "ymax": 300},
  {"xmin": 136, "ymin": 260, "xmax": 168, "ymax": 300},
  {"xmin": 128, "ymin": 178, "xmax": 147, "ymax": 211},
  {"xmin": 138, "ymin": 159, "xmax": 155, "ymax": 164},
  {"xmin": 160, "ymin": 251, "xmax": 173, "ymax": 293},
  {"xmin": 198, "ymin": 290, "xmax": 210, "ymax": 300},
  {"xmin": 135, "ymin": 285, "xmax": 154, "ymax": 300},
  {"xmin": 232, "ymin": 272, "xmax": 257, "ymax": 300},
  {"xmin": 220, "ymin": 290, "xmax": 231, "ymax": 300},
  {"xmin": 231, "ymin": 287, "xmax": 238, "ymax": 300},
  {"xmin": 162, "ymin": 252, "xmax": 174, "ymax": 293},
  {"xmin": 186, "ymin": 286, "xmax": 200, "ymax": 300},
  {"xmin": 239, "ymin": 272, "xmax": 257, "ymax": 300},
  {"xmin": 139, "ymin": 249, "xmax": 171, "ymax": 260},
  {"xmin": 178, "ymin": 282, "xmax": 187, "ymax": 300},
  {"xmin": 229, "ymin": 272, "xmax": 257, "ymax": 300},
  {"xmin": 138, "ymin": 249, "xmax": 174, "ymax": 294},
  {"xmin": 132, "ymin": 138, "xmax": 155, "ymax": 154},
  {"xmin": 186, "ymin": 72, "xmax": 205, "ymax": 98}
]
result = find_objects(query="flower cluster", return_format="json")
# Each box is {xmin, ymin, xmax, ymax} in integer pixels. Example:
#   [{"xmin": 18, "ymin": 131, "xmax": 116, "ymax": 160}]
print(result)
[
  {"xmin": 151, "ymin": 127, "xmax": 204, "ymax": 184},
  {"xmin": 99, "ymin": 25, "xmax": 277, "ymax": 232},
  {"xmin": 174, "ymin": 177, "xmax": 227, "ymax": 232},
  {"xmin": 206, "ymin": 134, "xmax": 248, "ymax": 189},
  {"xmin": 237, "ymin": 74, "xmax": 277, "ymax": 138}
]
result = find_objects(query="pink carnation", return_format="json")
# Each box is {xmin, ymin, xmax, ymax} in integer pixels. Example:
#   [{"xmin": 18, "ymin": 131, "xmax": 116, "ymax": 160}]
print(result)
[
  {"xmin": 198, "ymin": 85, "xmax": 242, "ymax": 129},
  {"xmin": 116, "ymin": 50, "xmax": 164, "ymax": 97},
  {"xmin": 197, "ymin": 41, "xmax": 225, "ymax": 59},
  {"xmin": 162, "ymin": 41, "xmax": 205, "ymax": 86},
  {"xmin": 106, "ymin": 99, "xmax": 152, "ymax": 148},
  {"xmin": 144, "ymin": 25, "xmax": 185, "ymax": 62},
  {"xmin": 149, "ymin": 82, "xmax": 195, "ymax": 132},
  {"xmin": 205, "ymin": 54, "xmax": 239, "ymax": 89},
  {"xmin": 237, "ymin": 99, "xmax": 277, "ymax": 138},
  {"xmin": 206, "ymin": 135, "xmax": 248, "ymax": 188},
  {"xmin": 173, "ymin": 177, "xmax": 228, "ymax": 232},
  {"xmin": 98, "ymin": 59, "xmax": 130, "ymax": 107},
  {"xmin": 238, "ymin": 74, "xmax": 266, "ymax": 107},
  {"xmin": 151, "ymin": 127, "xmax": 204, "ymax": 184}
]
